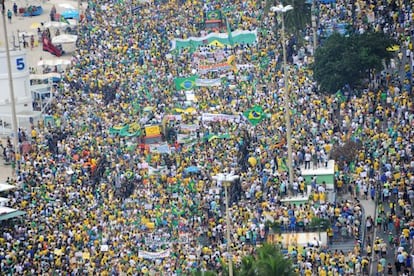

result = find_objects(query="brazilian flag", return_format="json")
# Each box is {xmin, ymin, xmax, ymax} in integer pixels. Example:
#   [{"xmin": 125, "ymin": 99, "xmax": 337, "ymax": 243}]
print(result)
[
  {"xmin": 60, "ymin": 15, "xmax": 70, "ymax": 24},
  {"xmin": 335, "ymin": 90, "xmax": 346, "ymax": 103},
  {"xmin": 174, "ymin": 75, "xmax": 198, "ymax": 91},
  {"xmin": 243, "ymin": 105, "xmax": 265, "ymax": 126},
  {"xmin": 206, "ymin": 10, "xmax": 222, "ymax": 20}
]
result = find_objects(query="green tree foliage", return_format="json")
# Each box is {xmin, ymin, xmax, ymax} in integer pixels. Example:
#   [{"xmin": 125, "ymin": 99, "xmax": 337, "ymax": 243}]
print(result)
[
  {"xmin": 264, "ymin": 0, "xmax": 311, "ymax": 41},
  {"xmin": 282, "ymin": 0, "xmax": 311, "ymax": 37},
  {"xmin": 330, "ymin": 140, "xmax": 362, "ymax": 169},
  {"xmin": 226, "ymin": 243, "xmax": 297, "ymax": 276},
  {"xmin": 313, "ymin": 32, "xmax": 395, "ymax": 93}
]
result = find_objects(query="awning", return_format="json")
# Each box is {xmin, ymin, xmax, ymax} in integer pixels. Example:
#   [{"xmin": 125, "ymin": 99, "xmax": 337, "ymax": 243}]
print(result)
[
  {"xmin": 0, "ymin": 183, "xmax": 17, "ymax": 192},
  {"xmin": 0, "ymin": 210, "xmax": 26, "ymax": 221},
  {"xmin": 0, "ymin": 197, "xmax": 9, "ymax": 204}
]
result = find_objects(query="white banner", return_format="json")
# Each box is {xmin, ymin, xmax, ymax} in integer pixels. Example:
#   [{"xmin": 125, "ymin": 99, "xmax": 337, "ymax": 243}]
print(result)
[
  {"xmin": 201, "ymin": 113, "xmax": 239, "ymax": 122},
  {"xmin": 138, "ymin": 249, "xmax": 170, "ymax": 260},
  {"xmin": 195, "ymin": 78, "xmax": 222, "ymax": 87},
  {"xmin": 164, "ymin": 114, "xmax": 182, "ymax": 121},
  {"xmin": 149, "ymin": 142, "xmax": 171, "ymax": 154},
  {"xmin": 177, "ymin": 133, "xmax": 197, "ymax": 144},
  {"xmin": 180, "ymin": 124, "xmax": 199, "ymax": 132}
]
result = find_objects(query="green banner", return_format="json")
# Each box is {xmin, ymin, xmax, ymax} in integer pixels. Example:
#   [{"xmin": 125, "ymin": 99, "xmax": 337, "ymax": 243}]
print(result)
[{"xmin": 171, "ymin": 30, "xmax": 258, "ymax": 52}]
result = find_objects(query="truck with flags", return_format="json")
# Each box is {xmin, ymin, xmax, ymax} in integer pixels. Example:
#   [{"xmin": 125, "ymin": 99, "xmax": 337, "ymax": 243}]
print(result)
[{"xmin": 203, "ymin": 10, "xmax": 226, "ymax": 32}]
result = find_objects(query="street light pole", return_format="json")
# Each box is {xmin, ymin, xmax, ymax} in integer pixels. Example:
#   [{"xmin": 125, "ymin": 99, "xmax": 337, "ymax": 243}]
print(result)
[
  {"xmin": 311, "ymin": 0, "xmax": 318, "ymax": 51},
  {"xmin": 271, "ymin": 4, "xmax": 294, "ymax": 191},
  {"xmin": 2, "ymin": 10, "xmax": 19, "ymax": 159},
  {"xmin": 223, "ymin": 180, "xmax": 232, "ymax": 276},
  {"xmin": 212, "ymin": 173, "xmax": 239, "ymax": 276}
]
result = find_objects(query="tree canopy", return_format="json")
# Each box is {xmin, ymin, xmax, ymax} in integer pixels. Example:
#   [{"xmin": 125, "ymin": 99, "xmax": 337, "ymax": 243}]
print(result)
[{"xmin": 313, "ymin": 32, "xmax": 396, "ymax": 93}]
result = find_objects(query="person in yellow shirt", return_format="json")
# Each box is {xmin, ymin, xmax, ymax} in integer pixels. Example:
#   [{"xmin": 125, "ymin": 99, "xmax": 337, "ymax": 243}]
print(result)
[{"xmin": 304, "ymin": 267, "xmax": 312, "ymax": 276}]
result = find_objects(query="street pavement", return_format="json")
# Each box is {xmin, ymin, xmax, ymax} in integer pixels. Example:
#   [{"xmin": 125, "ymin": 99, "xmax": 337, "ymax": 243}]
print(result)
[
  {"xmin": 0, "ymin": 0, "xmax": 78, "ymax": 69},
  {"xmin": 0, "ymin": 0, "xmax": 78, "ymax": 182}
]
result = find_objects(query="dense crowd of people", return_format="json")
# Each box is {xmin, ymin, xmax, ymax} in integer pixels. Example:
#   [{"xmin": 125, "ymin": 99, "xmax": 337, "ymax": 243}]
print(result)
[{"xmin": 0, "ymin": 0, "xmax": 413, "ymax": 274}]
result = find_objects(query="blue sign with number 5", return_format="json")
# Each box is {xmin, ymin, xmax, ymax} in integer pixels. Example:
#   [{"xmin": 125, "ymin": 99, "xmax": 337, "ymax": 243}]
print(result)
[{"xmin": 16, "ymin": 57, "xmax": 25, "ymax": 71}]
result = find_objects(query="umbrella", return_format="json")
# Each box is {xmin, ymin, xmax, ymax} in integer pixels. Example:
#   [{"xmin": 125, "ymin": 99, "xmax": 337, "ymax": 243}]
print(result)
[
  {"xmin": 30, "ymin": 22, "xmax": 41, "ymax": 29},
  {"xmin": 61, "ymin": 9, "xmax": 79, "ymax": 20},
  {"xmin": 43, "ymin": 21, "xmax": 69, "ymax": 29},
  {"xmin": 184, "ymin": 166, "xmax": 200, "ymax": 174},
  {"xmin": 52, "ymin": 34, "xmax": 78, "ymax": 44},
  {"xmin": 387, "ymin": 45, "xmax": 400, "ymax": 52}
]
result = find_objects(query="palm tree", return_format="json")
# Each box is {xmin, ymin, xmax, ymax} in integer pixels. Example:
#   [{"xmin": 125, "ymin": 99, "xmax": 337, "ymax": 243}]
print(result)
[
  {"xmin": 231, "ymin": 243, "xmax": 297, "ymax": 276},
  {"xmin": 264, "ymin": 0, "xmax": 312, "ymax": 43},
  {"xmin": 238, "ymin": 255, "xmax": 256, "ymax": 276},
  {"xmin": 254, "ymin": 243, "xmax": 296, "ymax": 276}
]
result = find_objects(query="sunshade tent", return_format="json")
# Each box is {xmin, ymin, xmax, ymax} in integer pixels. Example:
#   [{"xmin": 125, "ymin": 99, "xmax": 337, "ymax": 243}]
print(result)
[
  {"xmin": 52, "ymin": 34, "xmax": 78, "ymax": 44},
  {"xmin": 43, "ymin": 21, "xmax": 69, "ymax": 29},
  {"xmin": 37, "ymin": 59, "xmax": 71, "ymax": 66},
  {"xmin": 0, "ymin": 183, "xmax": 17, "ymax": 192},
  {"xmin": 61, "ymin": 9, "xmax": 79, "ymax": 19},
  {"xmin": 0, "ymin": 206, "xmax": 26, "ymax": 221},
  {"xmin": 59, "ymin": 3, "xmax": 76, "ymax": 9},
  {"xmin": 30, "ymin": 73, "xmax": 62, "ymax": 81},
  {"xmin": 0, "ymin": 197, "xmax": 9, "ymax": 205}
]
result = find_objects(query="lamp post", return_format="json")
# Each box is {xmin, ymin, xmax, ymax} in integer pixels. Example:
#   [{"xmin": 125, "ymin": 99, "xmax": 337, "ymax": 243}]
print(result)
[
  {"xmin": 271, "ymin": 4, "xmax": 294, "ymax": 192},
  {"xmin": 213, "ymin": 173, "xmax": 239, "ymax": 276},
  {"xmin": 311, "ymin": 0, "xmax": 318, "ymax": 51},
  {"xmin": 2, "ymin": 10, "xmax": 19, "ymax": 159}
]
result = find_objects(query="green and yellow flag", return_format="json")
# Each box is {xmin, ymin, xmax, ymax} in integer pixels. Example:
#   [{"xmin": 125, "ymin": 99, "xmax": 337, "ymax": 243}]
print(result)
[
  {"xmin": 243, "ymin": 105, "xmax": 265, "ymax": 126},
  {"xmin": 60, "ymin": 15, "xmax": 69, "ymax": 24},
  {"xmin": 206, "ymin": 10, "xmax": 222, "ymax": 20},
  {"xmin": 174, "ymin": 75, "xmax": 198, "ymax": 91}
]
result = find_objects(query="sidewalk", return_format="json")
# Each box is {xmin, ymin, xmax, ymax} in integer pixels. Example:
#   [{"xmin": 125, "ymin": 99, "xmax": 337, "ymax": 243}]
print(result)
[{"xmin": 0, "ymin": 138, "xmax": 14, "ymax": 182}]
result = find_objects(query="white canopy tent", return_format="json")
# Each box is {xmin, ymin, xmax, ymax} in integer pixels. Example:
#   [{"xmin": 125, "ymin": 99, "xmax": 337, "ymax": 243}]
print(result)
[
  {"xmin": 30, "ymin": 73, "xmax": 62, "ymax": 81},
  {"xmin": 0, "ymin": 183, "xmax": 17, "ymax": 192},
  {"xmin": 37, "ymin": 59, "xmax": 71, "ymax": 67},
  {"xmin": 44, "ymin": 21, "xmax": 69, "ymax": 29},
  {"xmin": 0, "ymin": 197, "xmax": 9, "ymax": 206},
  {"xmin": 0, "ymin": 206, "xmax": 26, "ymax": 221},
  {"xmin": 59, "ymin": 3, "xmax": 76, "ymax": 9},
  {"xmin": 52, "ymin": 34, "xmax": 78, "ymax": 44}
]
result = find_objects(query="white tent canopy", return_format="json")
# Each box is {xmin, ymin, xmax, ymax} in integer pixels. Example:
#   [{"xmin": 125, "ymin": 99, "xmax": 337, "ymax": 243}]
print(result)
[
  {"xmin": 52, "ymin": 34, "xmax": 78, "ymax": 44},
  {"xmin": 0, "ymin": 183, "xmax": 16, "ymax": 192},
  {"xmin": 30, "ymin": 73, "xmax": 62, "ymax": 80},
  {"xmin": 59, "ymin": 3, "xmax": 76, "ymax": 9},
  {"xmin": 44, "ymin": 21, "xmax": 69, "ymax": 29},
  {"xmin": 37, "ymin": 59, "xmax": 71, "ymax": 67},
  {"xmin": 0, "ymin": 206, "xmax": 17, "ymax": 215},
  {"xmin": 0, "ymin": 197, "xmax": 9, "ymax": 205}
]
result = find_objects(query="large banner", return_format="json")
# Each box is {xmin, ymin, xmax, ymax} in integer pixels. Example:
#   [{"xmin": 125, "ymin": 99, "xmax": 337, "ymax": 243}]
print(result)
[
  {"xmin": 138, "ymin": 249, "xmax": 170, "ymax": 260},
  {"xmin": 170, "ymin": 30, "xmax": 258, "ymax": 51},
  {"xmin": 201, "ymin": 113, "xmax": 239, "ymax": 122}
]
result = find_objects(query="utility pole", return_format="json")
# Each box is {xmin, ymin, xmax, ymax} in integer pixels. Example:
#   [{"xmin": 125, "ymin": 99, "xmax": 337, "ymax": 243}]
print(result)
[
  {"xmin": 311, "ymin": 0, "xmax": 318, "ymax": 51},
  {"xmin": 2, "ymin": 10, "xmax": 19, "ymax": 164}
]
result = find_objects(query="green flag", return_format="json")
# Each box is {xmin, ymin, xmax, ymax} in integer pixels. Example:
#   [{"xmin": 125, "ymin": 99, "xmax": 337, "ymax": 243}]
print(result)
[
  {"xmin": 206, "ymin": 10, "xmax": 221, "ymax": 20},
  {"xmin": 243, "ymin": 105, "xmax": 266, "ymax": 126},
  {"xmin": 60, "ymin": 15, "xmax": 69, "ymax": 24},
  {"xmin": 335, "ymin": 90, "xmax": 346, "ymax": 103},
  {"xmin": 174, "ymin": 75, "xmax": 198, "ymax": 91},
  {"xmin": 226, "ymin": 17, "xmax": 234, "ymax": 46}
]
